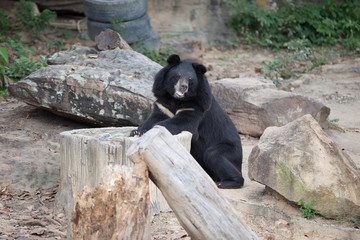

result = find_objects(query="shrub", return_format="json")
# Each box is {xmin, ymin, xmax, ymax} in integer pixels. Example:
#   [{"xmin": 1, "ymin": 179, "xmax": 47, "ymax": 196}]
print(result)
[
  {"xmin": 225, "ymin": 0, "xmax": 360, "ymax": 50},
  {"xmin": 4, "ymin": 56, "xmax": 47, "ymax": 82},
  {"xmin": 13, "ymin": 0, "xmax": 56, "ymax": 36},
  {"xmin": 0, "ymin": 9, "xmax": 11, "ymax": 35},
  {"xmin": 298, "ymin": 199, "xmax": 320, "ymax": 219},
  {"xmin": 0, "ymin": 37, "xmax": 33, "ymax": 57}
]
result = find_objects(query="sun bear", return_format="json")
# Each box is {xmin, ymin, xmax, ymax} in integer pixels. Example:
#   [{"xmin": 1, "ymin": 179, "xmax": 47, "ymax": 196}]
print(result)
[{"xmin": 131, "ymin": 54, "xmax": 244, "ymax": 189}]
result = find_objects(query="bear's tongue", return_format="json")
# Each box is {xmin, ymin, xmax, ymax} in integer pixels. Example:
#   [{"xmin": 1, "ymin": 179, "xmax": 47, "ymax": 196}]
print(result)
[{"xmin": 176, "ymin": 90, "xmax": 185, "ymax": 96}]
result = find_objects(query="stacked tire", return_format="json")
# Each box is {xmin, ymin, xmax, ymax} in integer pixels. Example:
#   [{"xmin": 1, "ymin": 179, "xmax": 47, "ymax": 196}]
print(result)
[{"xmin": 84, "ymin": 0, "xmax": 160, "ymax": 49}]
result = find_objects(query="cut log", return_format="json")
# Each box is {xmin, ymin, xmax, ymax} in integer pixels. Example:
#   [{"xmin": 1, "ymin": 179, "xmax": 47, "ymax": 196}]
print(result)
[
  {"xmin": 127, "ymin": 126, "xmax": 259, "ymax": 240},
  {"xmin": 71, "ymin": 164, "xmax": 150, "ymax": 239},
  {"xmin": 95, "ymin": 29, "xmax": 132, "ymax": 51},
  {"xmin": 56, "ymin": 127, "xmax": 192, "ymax": 238}
]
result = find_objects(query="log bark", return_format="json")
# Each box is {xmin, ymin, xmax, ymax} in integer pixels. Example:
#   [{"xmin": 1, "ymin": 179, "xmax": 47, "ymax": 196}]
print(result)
[
  {"xmin": 127, "ymin": 126, "xmax": 259, "ymax": 240},
  {"xmin": 71, "ymin": 164, "xmax": 150, "ymax": 240},
  {"xmin": 57, "ymin": 127, "xmax": 150, "ymax": 239},
  {"xmin": 57, "ymin": 127, "xmax": 192, "ymax": 238}
]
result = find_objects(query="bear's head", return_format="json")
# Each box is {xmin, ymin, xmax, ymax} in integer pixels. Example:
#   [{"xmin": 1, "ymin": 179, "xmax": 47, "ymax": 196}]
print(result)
[{"xmin": 153, "ymin": 54, "xmax": 207, "ymax": 101}]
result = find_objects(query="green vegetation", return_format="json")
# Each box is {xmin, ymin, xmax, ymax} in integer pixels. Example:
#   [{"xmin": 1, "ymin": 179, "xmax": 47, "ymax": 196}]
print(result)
[
  {"xmin": 298, "ymin": 199, "xmax": 320, "ymax": 219},
  {"xmin": 3, "ymin": 56, "xmax": 47, "ymax": 82},
  {"xmin": 0, "ymin": 9, "xmax": 11, "ymax": 35},
  {"xmin": 225, "ymin": 0, "xmax": 360, "ymax": 50},
  {"xmin": 14, "ymin": 0, "xmax": 57, "ymax": 37},
  {"xmin": 112, "ymin": 17, "xmax": 125, "ymax": 35},
  {"xmin": 0, "ymin": 0, "xmax": 56, "ymax": 100},
  {"xmin": 225, "ymin": 0, "xmax": 359, "ymax": 85},
  {"xmin": 133, "ymin": 44, "xmax": 176, "ymax": 66},
  {"xmin": 261, "ymin": 39, "xmax": 339, "ymax": 85},
  {"xmin": 351, "ymin": 214, "xmax": 360, "ymax": 227},
  {"xmin": 0, "ymin": 38, "xmax": 33, "ymax": 57},
  {"xmin": 0, "ymin": 46, "xmax": 47, "ymax": 90},
  {"xmin": 328, "ymin": 118, "xmax": 346, "ymax": 133}
]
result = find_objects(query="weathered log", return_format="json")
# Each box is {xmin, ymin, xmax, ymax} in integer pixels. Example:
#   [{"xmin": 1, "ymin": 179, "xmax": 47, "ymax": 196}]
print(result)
[
  {"xmin": 95, "ymin": 29, "xmax": 132, "ymax": 51},
  {"xmin": 56, "ymin": 127, "xmax": 192, "ymax": 238},
  {"xmin": 71, "ymin": 164, "xmax": 150, "ymax": 239},
  {"xmin": 127, "ymin": 126, "xmax": 259, "ymax": 240}
]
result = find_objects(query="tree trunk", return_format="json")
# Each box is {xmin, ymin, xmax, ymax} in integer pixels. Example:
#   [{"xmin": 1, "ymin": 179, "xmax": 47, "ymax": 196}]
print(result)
[
  {"xmin": 56, "ymin": 127, "xmax": 192, "ymax": 239},
  {"xmin": 127, "ymin": 126, "xmax": 259, "ymax": 240},
  {"xmin": 71, "ymin": 164, "xmax": 150, "ymax": 240}
]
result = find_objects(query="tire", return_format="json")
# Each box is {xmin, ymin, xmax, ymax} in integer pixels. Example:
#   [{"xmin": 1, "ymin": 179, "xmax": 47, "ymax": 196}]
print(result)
[
  {"xmin": 87, "ymin": 14, "xmax": 152, "ymax": 43},
  {"xmin": 84, "ymin": 0, "xmax": 147, "ymax": 23}
]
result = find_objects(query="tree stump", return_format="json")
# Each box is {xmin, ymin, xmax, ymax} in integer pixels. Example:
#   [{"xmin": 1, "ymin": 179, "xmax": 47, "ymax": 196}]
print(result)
[
  {"xmin": 95, "ymin": 29, "xmax": 132, "ymax": 50},
  {"xmin": 56, "ymin": 127, "xmax": 192, "ymax": 239},
  {"xmin": 127, "ymin": 126, "xmax": 259, "ymax": 240}
]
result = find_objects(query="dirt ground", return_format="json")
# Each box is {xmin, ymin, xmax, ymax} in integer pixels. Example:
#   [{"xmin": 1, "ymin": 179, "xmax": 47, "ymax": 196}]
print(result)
[{"xmin": 1, "ymin": 14, "xmax": 360, "ymax": 240}]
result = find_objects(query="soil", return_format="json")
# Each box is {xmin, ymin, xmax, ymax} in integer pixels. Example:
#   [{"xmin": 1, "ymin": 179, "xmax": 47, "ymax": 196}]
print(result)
[{"xmin": 1, "ymin": 10, "xmax": 360, "ymax": 240}]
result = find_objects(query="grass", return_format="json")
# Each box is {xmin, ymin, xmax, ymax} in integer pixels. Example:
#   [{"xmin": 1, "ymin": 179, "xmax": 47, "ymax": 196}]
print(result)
[
  {"xmin": 261, "ymin": 39, "xmax": 340, "ymax": 85},
  {"xmin": 328, "ymin": 118, "xmax": 346, "ymax": 133}
]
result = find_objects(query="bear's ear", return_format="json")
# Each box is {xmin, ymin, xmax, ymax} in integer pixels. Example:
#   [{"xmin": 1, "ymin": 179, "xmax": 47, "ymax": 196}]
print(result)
[
  {"xmin": 167, "ymin": 54, "xmax": 181, "ymax": 65},
  {"xmin": 192, "ymin": 63, "xmax": 207, "ymax": 75}
]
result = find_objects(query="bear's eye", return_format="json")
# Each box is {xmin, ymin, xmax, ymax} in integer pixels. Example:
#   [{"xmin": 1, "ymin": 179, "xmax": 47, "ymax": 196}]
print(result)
[{"xmin": 189, "ymin": 78, "xmax": 193, "ymax": 85}]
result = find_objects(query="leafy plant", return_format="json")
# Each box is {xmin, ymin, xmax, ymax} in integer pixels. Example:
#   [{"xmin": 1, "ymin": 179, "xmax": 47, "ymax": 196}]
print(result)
[
  {"xmin": 0, "ymin": 9, "xmax": 11, "ymax": 35},
  {"xmin": 0, "ymin": 46, "xmax": 9, "ymax": 89},
  {"xmin": 224, "ymin": 0, "xmax": 360, "ymax": 50},
  {"xmin": 43, "ymin": 38, "xmax": 65, "ymax": 52},
  {"xmin": 261, "ymin": 39, "xmax": 339, "ymax": 84},
  {"xmin": 298, "ymin": 199, "xmax": 320, "ymax": 219},
  {"xmin": 4, "ymin": 56, "xmax": 47, "ymax": 82},
  {"xmin": 328, "ymin": 118, "xmax": 346, "ymax": 133},
  {"xmin": 0, "ymin": 47, "xmax": 9, "ymax": 66},
  {"xmin": 13, "ymin": 0, "xmax": 56, "ymax": 36},
  {"xmin": 261, "ymin": 52, "xmax": 294, "ymax": 85},
  {"xmin": 112, "ymin": 17, "xmax": 125, "ymax": 35},
  {"xmin": 351, "ymin": 214, "xmax": 360, "ymax": 227},
  {"xmin": 0, "ymin": 88, "xmax": 10, "ymax": 100},
  {"xmin": 0, "ymin": 37, "xmax": 33, "ymax": 57}
]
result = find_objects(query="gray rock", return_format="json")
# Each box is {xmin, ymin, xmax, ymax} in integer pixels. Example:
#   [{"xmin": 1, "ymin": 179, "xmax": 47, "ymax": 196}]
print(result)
[
  {"xmin": 248, "ymin": 114, "xmax": 360, "ymax": 218},
  {"xmin": 10, "ymin": 48, "xmax": 330, "ymax": 136},
  {"xmin": 9, "ymin": 46, "xmax": 161, "ymax": 126},
  {"xmin": 211, "ymin": 76, "xmax": 330, "ymax": 136}
]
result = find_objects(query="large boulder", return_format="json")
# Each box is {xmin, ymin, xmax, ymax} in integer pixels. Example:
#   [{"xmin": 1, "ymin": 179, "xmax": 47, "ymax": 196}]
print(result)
[
  {"xmin": 248, "ymin": 114, "xmax": 360, "ymax": 218},
  {"xmin": 9, "ymin": 46, "xmax": 161, "ymax": 126},
  {"xmin": 211, "ymin": 77, "xmax": 330, "ymax": 137}
]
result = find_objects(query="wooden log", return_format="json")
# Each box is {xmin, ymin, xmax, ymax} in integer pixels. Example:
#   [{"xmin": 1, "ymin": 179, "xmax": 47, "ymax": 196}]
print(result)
[
  {"xmin": 127, "ymin": 126, "xmax": 259, "ymax": 240},
  {"xmin": 95, "ymin": 29, "xmax": 132, "ymax": 50},
  {"xmin": 56, "ymin": 127, "xmax": 192, "ymax": 238},
  {"xmin": 71, "ymin": 164, "xmax": 150, "ymax": 239}
]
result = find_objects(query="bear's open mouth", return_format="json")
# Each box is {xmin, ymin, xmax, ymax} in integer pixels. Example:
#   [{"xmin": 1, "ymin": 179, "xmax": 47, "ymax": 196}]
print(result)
[{"xmin": 175, "ymin": 90, "xmax": 185, "ymax": 97}]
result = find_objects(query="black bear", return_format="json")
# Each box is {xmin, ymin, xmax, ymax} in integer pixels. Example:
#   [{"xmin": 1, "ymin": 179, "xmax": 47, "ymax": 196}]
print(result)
[{"xmin": 131, "ymin": 55, "xmax": 244, "ymax": 189}]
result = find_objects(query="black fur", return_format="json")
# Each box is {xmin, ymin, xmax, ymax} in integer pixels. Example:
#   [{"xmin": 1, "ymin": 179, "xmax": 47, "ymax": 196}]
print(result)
[{"xmin": 131, "ymin": 55, "xmax": 244, "ymax": 189}]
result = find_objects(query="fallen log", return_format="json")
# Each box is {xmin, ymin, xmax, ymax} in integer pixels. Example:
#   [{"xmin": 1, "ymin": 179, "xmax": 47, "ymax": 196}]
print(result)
[{"xmin": 127, "ymin": 126, "xmax": 259, "ymax": 240}]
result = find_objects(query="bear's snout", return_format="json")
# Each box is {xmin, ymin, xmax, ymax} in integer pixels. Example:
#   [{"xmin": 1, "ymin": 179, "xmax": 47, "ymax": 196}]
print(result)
[{"xmin": 174, "ymin": 78, "xmax": 189, "ymax": 98}]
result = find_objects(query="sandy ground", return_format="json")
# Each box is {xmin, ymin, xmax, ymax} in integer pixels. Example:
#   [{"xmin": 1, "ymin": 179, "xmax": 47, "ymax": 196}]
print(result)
[{"xmin": 0, "ymin": 46, "xmax": 359, "ymax": 239}]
